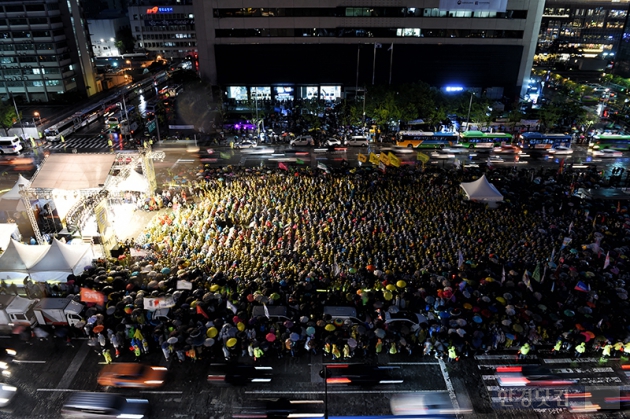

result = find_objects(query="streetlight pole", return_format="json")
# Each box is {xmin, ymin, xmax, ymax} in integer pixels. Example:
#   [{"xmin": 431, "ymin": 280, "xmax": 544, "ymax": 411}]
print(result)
[
  {"xmin": 11, "ymin": 94, "xmax": 26, "ymax": 139},
  {"xmin": 465, "ymin": 92, "xmax": 474, "ymax": 132}
]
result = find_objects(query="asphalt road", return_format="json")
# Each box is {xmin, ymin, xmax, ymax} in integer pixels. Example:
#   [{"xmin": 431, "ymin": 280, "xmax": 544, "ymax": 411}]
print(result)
[{"xmin": 2, "ymin": 335, "xmax": 630, "ymax": 419}]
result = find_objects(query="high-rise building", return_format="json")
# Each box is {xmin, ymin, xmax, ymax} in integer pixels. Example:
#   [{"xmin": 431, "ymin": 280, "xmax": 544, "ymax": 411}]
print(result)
[
  {"xmin": 0, "ymin": 0, "xmax": 98, "ymax": 103},
  {"xmin": 127, "ymin": 0, "xmax": 196, "ymax": 61},
  {"xmin": 193, "ymin": 1, "xmax": 544, "ymax": 100}
]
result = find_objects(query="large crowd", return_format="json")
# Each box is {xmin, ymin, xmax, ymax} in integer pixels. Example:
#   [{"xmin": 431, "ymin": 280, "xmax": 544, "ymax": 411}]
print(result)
[{"xmin": 32, "ymin": 162, "xmax": 630, "ymax": 364}]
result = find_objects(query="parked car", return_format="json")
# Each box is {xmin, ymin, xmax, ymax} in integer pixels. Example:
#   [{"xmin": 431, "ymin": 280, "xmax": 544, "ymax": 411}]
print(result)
[
  {"xmin": 290, "ymin": 135, "xmax": 314, "ymax": 147},
  {"xmin": 593, "ymin": 149, "xmax": 622, "ymax": 157},
  {"xmin": 345, "ymin": 136, "xmax": 369, "ymax": 146},
  {"xmin": 235, "ymin": 140, "xmax": 257, "ymax": 149},
  {"xmin": 324, "ymin": 138, "xmax": 341, "ymax": 147}
]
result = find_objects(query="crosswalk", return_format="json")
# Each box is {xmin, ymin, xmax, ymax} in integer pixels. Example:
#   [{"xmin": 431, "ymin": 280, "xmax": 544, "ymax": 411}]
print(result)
[
  {"xmin": 43, "ymin": 136, "xmax": 111, "ymax": 151},
  {"xmin": 476, "ymin": 354, "xmax": 628, "ymax": 414}
]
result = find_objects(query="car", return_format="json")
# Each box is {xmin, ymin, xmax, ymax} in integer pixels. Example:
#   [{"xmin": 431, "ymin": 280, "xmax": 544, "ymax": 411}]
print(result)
[
  {"xmin": 324, "ymin": 138, "xmax": 341, "ymax": 147},
  {"xmin": 496, "ymin": 366, "xmax": 578, "ymax": 387},
  {"xmin": 97, "ymin": 363, "xmax": 167, "ymax": 388},
  {"xmin": 235, "ymin": 140, "xmax": 257, "ymax": 149},
  {"xmin": 0, "ymin": 383, "xmax": 17, "ymax": 407},
  {"xmin": 323, "ymin": 306, "xmax": 363, "ymax": 325},
  {"xmin": 384, "ymin": 311, "xmax": 428, "ymax": 328},
  {"xmin": 61, "ymin": 392, "xmax": 149, "ymax": 419},
  {"xmin": 290, "ymin": 135, "xmax": 314, "ymax": 147},
  {"xmin": 207, "ymin": 364, "xmax": 273, "ymax": 385},
  {"xmin": 346, "ymin": 136, "xmax": 369, "ymax": 146},
  {"xmin": 493, "ymin": 145, "xmax": 522, "ymax": 154},
  {"xmin": 593, "ymin": 149, "xmax": 623, "ymax": 157},
  {"xmin": 235, "ymin": 397, "xmax": 324, "ymax": 419},
  {"xmin": 547, "ymin": 146, "xmax": 574, "ymax": 155},
  {"xmin": 319, "ymin": 364, "xmax": 403, "ymax": 386},
  {"xmin": 391, "ymin": 391, "xmax": 471, "ymax": 416}
]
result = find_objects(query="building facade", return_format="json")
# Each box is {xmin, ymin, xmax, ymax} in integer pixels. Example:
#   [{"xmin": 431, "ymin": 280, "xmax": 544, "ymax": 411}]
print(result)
[
  {"xmin": 88, "ymin": 13, "xmax": 130, "ymax": 58},
  {"xmin": 0, "ymin": 0, "xmax": 99, "ymax": 103},
  {"xmin": 128, "ymin": 1, "xmax": 197, "ymax": 61},
  {"xmin": 193, "ymin": 0, "xmax": 544, "ymax": 100}
]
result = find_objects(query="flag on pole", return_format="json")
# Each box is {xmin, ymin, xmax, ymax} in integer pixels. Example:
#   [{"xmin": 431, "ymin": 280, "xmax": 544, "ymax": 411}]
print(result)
[
  {"xmin": 604, "ymin": 251, "xmax": 610, "ymax": 269},
  {"xmin": 458, "ymin": 250, "xmax": 464, "ymax": 270},
  {"xmin": 369, "ymin": 152, "xmax": 380, "ymax": 165},
  {"xmin": 358, "ymin": 153, "xmax": 367, "ymax": 163},
  {"xmin": 532, "ymin": 264, "xmax": 541, "ymax": 282},
  {"xmin": 574, "ymin": 281, "xmax": 589, "ymax": 292},
  {"xmin": 374, "ymin": 43, "xmax": 382, "ymax": 48},
  {"xmin": 523, "ymin": 270, "xmax": 533, "ymax": 292},
  {"xmin": 561, "ymin": 237, "xmax": 572, "ymax": 249},
  {"xmin": 501, "ymin": 265, "xmax": 506, "ymax": 284},
  {"xmin": 263, "ymin": 303, "xmax": 270, "ymax": 319},
  {"xmin": 317, "ymin": 162, "xmax": 330, "ymax": 173},
  {"xmin": 196, "ymin": 304, "xmax": 209, "ymax": 319},
  {"xmin": 568, "ymin": 221, "xmax": 573, "ymax": 234},
  {"xmin": 226, "ymin": 300, "xmax": 238, "ymax": 314},
  {"xmin": 278, "ymin": 162, "xmax": 288, "ymax": 171}
]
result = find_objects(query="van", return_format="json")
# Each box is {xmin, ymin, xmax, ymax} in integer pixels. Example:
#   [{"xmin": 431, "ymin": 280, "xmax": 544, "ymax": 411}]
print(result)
[
  {"xmin": 0, "ymin": 137, "xmax": 23, "ymax": 155},
  {"xmin": 61, "ymin": 392, "xmax": 149, "ymax": 418},
  {"xmin": 323, "ymin": 306, "xmax": 363, "ymax": 324}
]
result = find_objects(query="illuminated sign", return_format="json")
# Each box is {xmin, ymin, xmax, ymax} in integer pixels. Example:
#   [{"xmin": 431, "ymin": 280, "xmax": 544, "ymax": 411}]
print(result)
[
  {"xmin": 147, "ymin": 6, "xmax": 173, "ymax": 14},
  {"xmin": 445, "ymin": 86, "xmax": 464, "ymax": 92}
]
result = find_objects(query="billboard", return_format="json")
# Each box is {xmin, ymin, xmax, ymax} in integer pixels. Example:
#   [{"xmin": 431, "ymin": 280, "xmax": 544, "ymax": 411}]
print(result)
[
  {"xmin": 439, "ymin": 0, "xmax": 507, "ymax": 12},
  {"xmin": 321, "ymin": 86, "xmax": 341, "ymax": 100},
  {"xmin": 274, "ymin": 86, "xmax": 294, "ymax": 100},
  {"xmin": 227, "ymin": 86, "xmax": 247, "ymax": 101}
]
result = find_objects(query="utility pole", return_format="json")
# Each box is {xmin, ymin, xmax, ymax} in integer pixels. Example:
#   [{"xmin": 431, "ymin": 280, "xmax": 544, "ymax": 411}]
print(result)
[
  {"xmin": 465, "ymin": 92, "xmax": 474, "ymax": 131},
  {"xmin": 11, "ymin": 94, "xmax": 26, "ymax": 139}
]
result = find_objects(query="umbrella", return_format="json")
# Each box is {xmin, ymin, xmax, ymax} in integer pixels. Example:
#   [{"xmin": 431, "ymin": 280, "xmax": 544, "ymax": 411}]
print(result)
[
  {"xmin": 564, "ymin": 309, "xmax": 575, "ymax": 317},
  {"xmin": 396, "ymin": 280, "xmax": 407, "ymax": 288},
  {"xmin": 374, "ymin": 328, "xmax": 386, "ymax": 338},
  {"xmin": 226, "ymin": 337, "xmax": 237, "ymax": 348},
  {"xmin": 502, "ymin": 319, "xmax": 512, "ymax": 326},
  {"xmin": 325, "ymin": 324, "xmax": 336, "ymax": 332},
  {"xmin": 266, "ymin": 333, "xmax": 276, "ymax": 342},
  {"xmin": 388, "ymin": 306, "xmax": 400, "ymax": 314},
  {"xmin": 306, "ymin": 327, "xmax": 316, "ymax": 336},
  {"xmin": 473, "ymin": 315, "xmax": 483, "ymax": 324},
  {"xmin": 505, "ymin": 333, "xmax": 516, "ymax": 340},
  {"xmin": 457, "ymin": 319, "xmax": 467, "ymax": 327},
  {"xmin": 290, "ymin": 332, "xmax": 300, "ymax": 342},
  {"xmin": 284, "ymin": 320, "xmax": 294, "ymax": 328},
  {"xmin": 347, "ymin": 338, "xmax": 357, "ymax": 348},
  {"xmin": 93, "ymin": 325, "xmax": 104, "ymax": 334},
  {"xmin": 167, "ymin": 337, "xmax": 178, "ymax": 344},
  {"xmin": 207, "ymin": 327, "xmax": 218, "ymax": 338},
  {"xmin": 204, "ymin": 338, "xmax": 215, "ymax": 347}
]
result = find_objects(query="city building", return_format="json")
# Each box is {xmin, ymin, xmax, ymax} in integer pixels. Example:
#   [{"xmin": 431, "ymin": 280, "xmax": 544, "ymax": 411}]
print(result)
[
  {"xmin": 87, "ymin": 10, "xmax": 130, "ymax": 58},
  {"xmin": 127, "ymin": 1, "xmax": 197, "ymax": 61},
  {"xmin": 193, "ymin": 1, "xmax": 544, "ymax": 101},
  {"xmin": 0, "ymin": 0, "xmax": 99, "ymax": 103}
]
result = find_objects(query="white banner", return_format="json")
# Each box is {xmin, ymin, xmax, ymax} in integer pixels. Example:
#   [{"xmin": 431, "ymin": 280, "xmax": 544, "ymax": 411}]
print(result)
[
  {"xmin": 176, "ymin": 280, "xmax": 193, "ymax": 290},
  {"xmin": 144, "ymin": 296, "xmax": 175, "ymax": 310},
  {"xmin": 439, "ymin": 0, "xmax": 507, "ymax": 12}
]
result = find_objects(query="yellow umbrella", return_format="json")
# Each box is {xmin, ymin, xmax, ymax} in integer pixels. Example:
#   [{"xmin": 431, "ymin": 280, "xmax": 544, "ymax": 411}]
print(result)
[
  {"xmin": 325, "ymin": 324, "xmax": 336, "ymax": 332},
  {"xmin": 386, "ymin": 284, "xmax": 396, "ymax": 291},
  {"xmin": 207, "ymin": 327, "xmax": 218, "ymax": 338},
  {"xmin": 396, "ymin": 280, "xmax": 407, "ymax": 288},
  {"xmin": 383, "ymin": 291, "xmax": 393, "ymax": 301},
  {"xmin": 226, "ymin": 337, "xmax": 238, "ymax": 348}
]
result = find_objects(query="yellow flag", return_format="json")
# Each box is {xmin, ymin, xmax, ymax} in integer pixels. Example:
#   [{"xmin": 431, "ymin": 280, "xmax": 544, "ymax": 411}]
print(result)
[
  {"xmin": 417, "ymin": 152, "xmax": 430, "ymax": 163},
  {"xmin": 358, "ymin": 153, "xmax": 367, "ymax": 163},
  {"xmin": 379, "ymin": 152, "xmax": 390, "ymax": 166},
  {"xmin": 369, "ymin": 152, "xmax": 380, "ymax": 165},
  {"xmin": 387, "ymin": 152, "xmax": 401, "ymax": 168}
]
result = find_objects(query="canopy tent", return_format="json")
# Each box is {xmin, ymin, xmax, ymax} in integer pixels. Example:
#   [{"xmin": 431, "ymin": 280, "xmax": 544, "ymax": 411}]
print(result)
[
  {"xmin": 112, "ymin": 170, "xmax": 149, "ymax": 193},
  {"xmin": 460, "ymin": 175, "xmax": 504, "ymax": 202},
  {"xmin": 0, "ymin": 239, "xmax": 50, "ymax": 279},
  {"xmin": 30, "ymin": 154, "xmax": 115, "ymax": 190},
  {"xmin": 0, "ymin": 175, "xmax": 30, "ymax": 212},
  {"xmin": 0, "ymin": 224, "xmax": 20, "ymax": 251},
  {"xmin": 29, "ymin": 239, "xmax": 92, "ymax": 282}
]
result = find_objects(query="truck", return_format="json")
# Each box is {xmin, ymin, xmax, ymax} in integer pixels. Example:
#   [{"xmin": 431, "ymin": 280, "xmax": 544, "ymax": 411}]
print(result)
[
  {"xmin": 33, "ymin": 298, "xmax": 85, "ymax": 327},
  {"xmin": 0, "ymin": 295, "xmax": 37, "ymax": 332}
]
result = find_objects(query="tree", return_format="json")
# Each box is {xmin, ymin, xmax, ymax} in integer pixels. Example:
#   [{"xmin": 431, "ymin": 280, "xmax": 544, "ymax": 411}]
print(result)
[
  {"xmin": 115, "ymin": 27, "xmax": 135, "ymax": 54},
  {"xmin": 0, "ymin": 103, "xmax": 19, "ymax": 136}
]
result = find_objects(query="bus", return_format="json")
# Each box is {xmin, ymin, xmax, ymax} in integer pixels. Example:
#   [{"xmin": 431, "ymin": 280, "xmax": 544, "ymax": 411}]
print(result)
[
  {"xmin": 518, "ymin": 132, "xmax": 572, "ymax": 150},
  {"xmin": 458, "ymin": 131, "xmax": 513, "ymax": 149},
  {"xmin": 590, "ymin": 134, "xmax": 630, "ymax": 150},
  {"xmin": 396, "ymin": 131, "xmax": 460, "ymax": 148}
]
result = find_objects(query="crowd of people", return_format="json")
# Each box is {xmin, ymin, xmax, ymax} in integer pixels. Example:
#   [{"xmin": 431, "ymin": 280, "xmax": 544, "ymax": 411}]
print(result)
[{"xmin": 33, "ymin": 161, "xmax": 630, "ymax": 365}]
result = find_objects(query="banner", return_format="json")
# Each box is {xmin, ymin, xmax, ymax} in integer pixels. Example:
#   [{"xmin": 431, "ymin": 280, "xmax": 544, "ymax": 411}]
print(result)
[
  {"xmin": 143, "ymin": 296, "xmax": 176, "ymax": 310},
  {"xmin": 439, "ymin": 0, "xmax": 507, "ymax": 12},
  {"xmin": 387, "ymin": 152, "xmax": 401, "ymax": 168},
  {"xmin": 176, "ymin": 280, "xmax": 193, "ymax": 290},
  {"xmin": 417, "ymin": 152, "xmax": 430, "ymax": 163},
  {"xmin": 369, "ymin": 153, "xmax": 380, "ymax": 165},
  {"xmin": 80, "ymin": 288, "xmax": 105, "ymax": 304},
  {"xmin": 379, "ymin": 152, "xmax": 390, "ymax": 166},
  {"xmin": 358, "ymin": 153, "xmax": 367, "ymax": 163},
  {"xmin": 378, "ymin": 162, "xmax": 387, "ymax": 172}
]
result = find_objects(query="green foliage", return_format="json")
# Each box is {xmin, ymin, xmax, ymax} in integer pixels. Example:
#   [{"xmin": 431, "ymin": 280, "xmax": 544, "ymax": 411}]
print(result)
[{"xmin": 0, "ymin": 102, "xmax": 19, "ymax": 136}]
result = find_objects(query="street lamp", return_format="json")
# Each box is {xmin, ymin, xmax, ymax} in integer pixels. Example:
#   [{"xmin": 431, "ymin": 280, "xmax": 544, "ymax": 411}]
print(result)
[{"xmin": 33, "ymin": 111, "xmax": 41, "ymax": 126}]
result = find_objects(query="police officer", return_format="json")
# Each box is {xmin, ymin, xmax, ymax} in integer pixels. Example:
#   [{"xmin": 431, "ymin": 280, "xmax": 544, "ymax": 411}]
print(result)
[
  {"xmin": 575, "ymin": 342, "xmax": 586, "ymax": 358},
  {"xmin": 519, "ymin": 342, "xmax": 531, "ymax": 359},
  {"xmin": 448, "ymin": 345, "xmax": 458, "ymax": 363},
  {"xmin": 102, "ymin": 348, "xmax": 112, "ymax": 364},
  {"xmin": 601, "ymin": 342, "xmax": 613, "ymax": 360}
]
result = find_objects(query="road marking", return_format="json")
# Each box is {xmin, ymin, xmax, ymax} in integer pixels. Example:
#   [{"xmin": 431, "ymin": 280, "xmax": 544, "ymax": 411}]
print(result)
[
  {"xmin": 244, "ymin": 389, "xmax": 446, "ymax": 395},
  {"xmin": 56, "ymin": 341, "xmax": 90, "ymax": 389},
  {"xmin": 437, "ymin": 358, "xmax": 460, "ymax": 412},
  {"xmin": 387, "ymin": 362, "xmax": 439, "ymax": 365},
  {"xmin": 139, "ymin": 391, "xmax": 182, "ymax": 394},
  {"xmin": 475, "ymin": 355, "xmax": 537, "ymax": 360},
  {"xmin": 12, "ymin": 360, "xmax": 46, "ymax": 364},
  {"xmin": 37, "ymin": 389, "xmax": 77, "ymax": 392},
  {"xmin": 543, "ymin": 357, "xmax": 610, "ymax": 363}
]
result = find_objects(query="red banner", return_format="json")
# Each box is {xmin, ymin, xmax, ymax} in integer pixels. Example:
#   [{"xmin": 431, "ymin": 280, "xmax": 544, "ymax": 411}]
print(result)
[{"xmin": 80, "ymin": 288, "xmax": 105, "ymax": 304}]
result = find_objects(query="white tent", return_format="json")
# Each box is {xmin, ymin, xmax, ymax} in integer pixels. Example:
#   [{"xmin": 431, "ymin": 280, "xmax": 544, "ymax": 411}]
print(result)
[
  {"xmin": 0, "ymin": 224, "xmax": 20, "ymax": 251},
  {"xmin": 29, "ymin": 239, "xmax": 93, "ymax": 282},
  {"xmin": 0, "ymin": 175, "xmax": 30, "ymax": 212},
  {"xmin": 460, "ymin": 175, "xmax": 504, "ymax": 202},
  {"xmin": 113, "ymin": 170, "xmax": 149, "ymax": 193},
  {"xmin": 0, "ymin": 239, "xmax": 50, "ymax": 279}
]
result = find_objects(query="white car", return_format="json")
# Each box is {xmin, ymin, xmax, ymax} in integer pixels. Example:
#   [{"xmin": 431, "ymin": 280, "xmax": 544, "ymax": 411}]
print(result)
[
  {"xmin": 547, "ymin": 146, "xmax": 574, "ymax": 155},
  {"xmin": 345, "ymin": 136, "xmax": 369, "ymax": 146},
  {"xmin": 290, "ymin": 135, "xmax": 314, "ymax": 146},
  {"xmin": 593, "ymin": 149, "xmax": 623, "ymax": 157},
  {"xmin": 235, "ymin": 140, "xmax": 257, "ymax": 149},
  {"xmin": 324, "ymin": 138, "xmax": 341, "ymax": 147},
  {"xmin": 0, "ymin": 383, "xmax": 16, "ymax": 407},
  {"xmin": 493, "ymin": 145, "xmax": 522, "ymax": 154}
]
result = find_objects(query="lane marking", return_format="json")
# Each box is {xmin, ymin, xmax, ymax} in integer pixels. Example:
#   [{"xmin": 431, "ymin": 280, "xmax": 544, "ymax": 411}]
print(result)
[
  {"xmin": 475, "ymin": 355, "xmax": 537, "ymax": 360},
  {"xmin": 387, "ymin": 362, "xmax": 439, "ymax": 365},
  {"xmin": 244, "ymin": 389, "xmax": 446, "ymax": 395},
  {"xmin": 139, "ymin": 391, "xmax": 183, "ymax": 394},
  {"xmin": 37, "ymin": 389, "xmax": 77, "ymax": 392},
  {"xmin": 543, "ymin": 357, "xmax": 610, "ymax": 363},
  {"xmin": 12, "ymin": 360, "xmax": 46, "ymax": 364},
  {"xmin": 56, "ymin": 341, "xmax": 90, "ymax": 389},
  {"xmin": 437, "ymin": 358, "xmax": 460, "ymax": 412}
]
